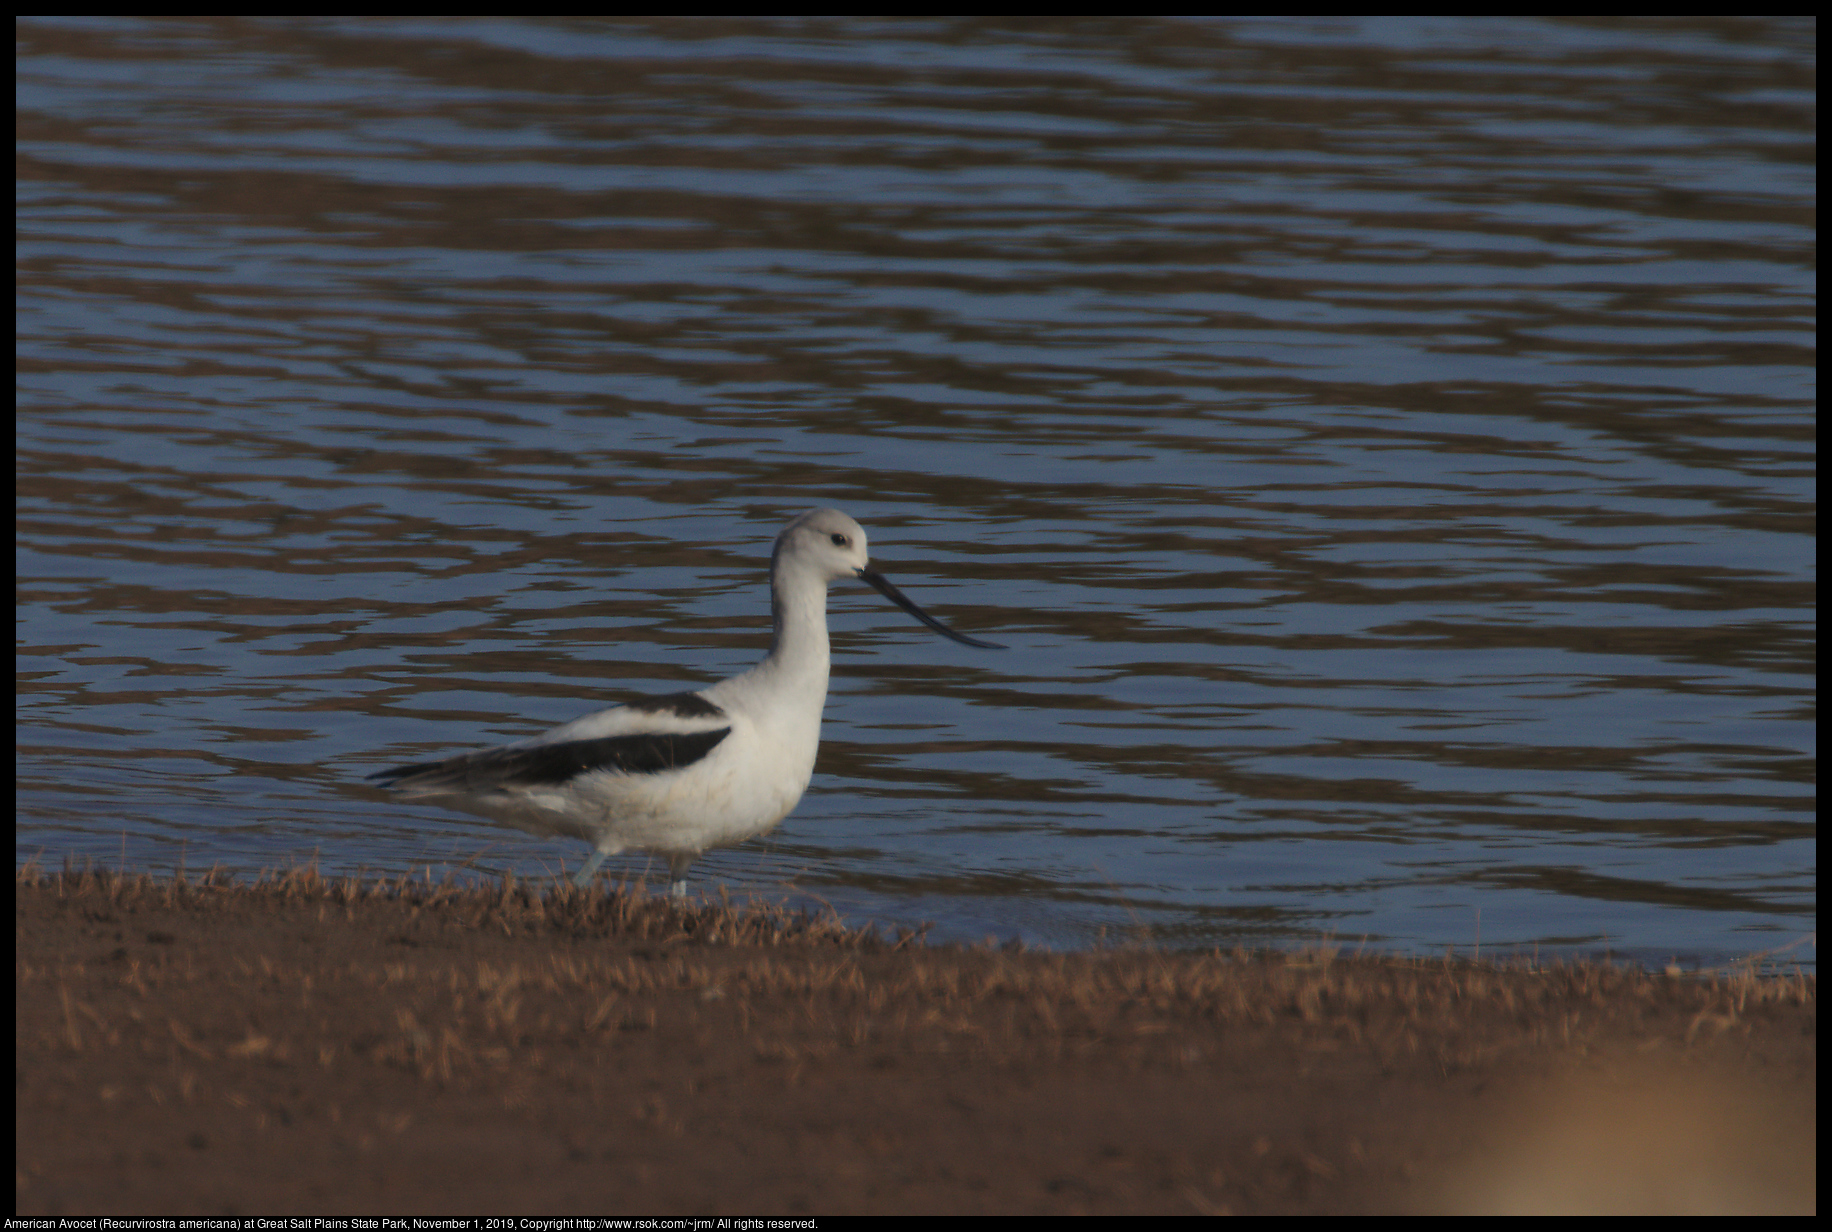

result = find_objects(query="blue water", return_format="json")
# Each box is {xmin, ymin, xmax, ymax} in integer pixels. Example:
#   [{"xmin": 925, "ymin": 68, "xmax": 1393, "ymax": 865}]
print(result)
[{"xmin": 17, "ymin": 16, "xmax": 1815, "ymax": 967}]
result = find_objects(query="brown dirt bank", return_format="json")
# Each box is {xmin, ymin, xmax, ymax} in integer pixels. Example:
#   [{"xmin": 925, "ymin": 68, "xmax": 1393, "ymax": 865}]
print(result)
[{"xmin": 15, "ymin": 865, "xmax": 1815, "ymax": 1215}]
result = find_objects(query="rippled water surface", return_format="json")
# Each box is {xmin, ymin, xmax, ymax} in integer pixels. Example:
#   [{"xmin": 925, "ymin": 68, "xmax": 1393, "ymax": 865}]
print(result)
[{"xmin": 17, "ymin": 17, "xmax": 1815, "ymax": 965}]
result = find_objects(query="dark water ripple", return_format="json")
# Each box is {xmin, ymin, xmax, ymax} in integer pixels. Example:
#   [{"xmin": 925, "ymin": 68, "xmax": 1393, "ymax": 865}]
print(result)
[{"xmin": 17, "ymin": 17, "xmax": 1815, "ymax": 964}]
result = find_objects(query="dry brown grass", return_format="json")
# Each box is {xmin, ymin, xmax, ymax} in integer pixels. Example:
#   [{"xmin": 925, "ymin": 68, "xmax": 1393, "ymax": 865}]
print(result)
[
  {"xmin": 18, "ymin": 858, "xmax": 1811, "ymax": 1065},
  {"xmin": 15, "ymin": 859, "xmax": 1815, "ymax": 1214}
]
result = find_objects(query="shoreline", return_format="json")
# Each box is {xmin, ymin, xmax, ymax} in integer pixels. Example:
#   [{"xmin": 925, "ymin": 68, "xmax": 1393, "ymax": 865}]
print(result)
[{"xmin": 16, "ymin": 866, "xmax": 1815, "ymax": 1214}]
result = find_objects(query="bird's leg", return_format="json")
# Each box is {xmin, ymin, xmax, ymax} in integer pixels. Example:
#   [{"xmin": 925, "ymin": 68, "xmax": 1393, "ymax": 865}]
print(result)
[
  {"xmin": 667, "ymin": 853, "xmax": 693, "ymax": 900},
  {"xmin": 573, "ymin": 847, "xmax": 610, "ymax": 889}
]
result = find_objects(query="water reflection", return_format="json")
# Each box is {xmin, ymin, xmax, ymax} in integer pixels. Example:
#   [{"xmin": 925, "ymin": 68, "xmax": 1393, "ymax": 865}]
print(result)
[{"xmin": 16, "ymin": 17, "xmax": 1814, "ymax": 965}]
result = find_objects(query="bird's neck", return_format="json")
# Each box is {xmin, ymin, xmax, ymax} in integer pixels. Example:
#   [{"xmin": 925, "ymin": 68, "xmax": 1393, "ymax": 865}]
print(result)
[{"xmin": 758, "ymin": 563, "xmax": 832, "ymax": 693}]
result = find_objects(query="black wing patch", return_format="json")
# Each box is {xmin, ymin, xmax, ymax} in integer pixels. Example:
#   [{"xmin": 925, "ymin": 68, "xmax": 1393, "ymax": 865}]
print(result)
[
  {"xmin": 369, "ymin": 727, "xmax": 730, "ymax": 792},
  {"xmin": 623, "ymin": 690, "xmax": 726, "ymax": 720}
]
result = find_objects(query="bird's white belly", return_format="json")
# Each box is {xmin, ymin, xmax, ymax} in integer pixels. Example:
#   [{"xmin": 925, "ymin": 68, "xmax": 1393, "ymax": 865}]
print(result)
[{"xmin": 477, "ymin": 714, "xmax": 819, "ymax": 856}]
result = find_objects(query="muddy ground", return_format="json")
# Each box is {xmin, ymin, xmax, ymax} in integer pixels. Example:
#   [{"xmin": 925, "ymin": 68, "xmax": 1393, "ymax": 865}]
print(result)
[{"xmin": 15, "ymin": 867, "xmax": 1815, "ymax": 1215}]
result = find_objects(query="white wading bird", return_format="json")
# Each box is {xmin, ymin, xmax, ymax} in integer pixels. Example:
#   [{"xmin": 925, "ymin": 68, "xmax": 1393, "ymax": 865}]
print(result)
[{"xmin": 367, "ymin": 508, "xmax": 1003, "ymax": 897}]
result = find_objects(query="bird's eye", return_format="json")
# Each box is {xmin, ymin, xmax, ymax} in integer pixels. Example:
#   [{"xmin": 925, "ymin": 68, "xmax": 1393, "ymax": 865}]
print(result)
[{"xmin": 831, "ymin": 533, "xmax": 848, "ymax": 546}]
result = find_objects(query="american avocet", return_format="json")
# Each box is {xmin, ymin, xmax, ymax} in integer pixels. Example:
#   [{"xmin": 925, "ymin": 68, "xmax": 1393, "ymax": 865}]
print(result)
[{"xmin": 367, "ymin": 508, "xmax": 1002, "ymax": 897}]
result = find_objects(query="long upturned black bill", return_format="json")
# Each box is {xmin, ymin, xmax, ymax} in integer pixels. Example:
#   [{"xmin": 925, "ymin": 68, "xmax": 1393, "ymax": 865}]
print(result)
[{"xmin": 857, "ymin": 568, "xmax": 1005, "ymax": 649}]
